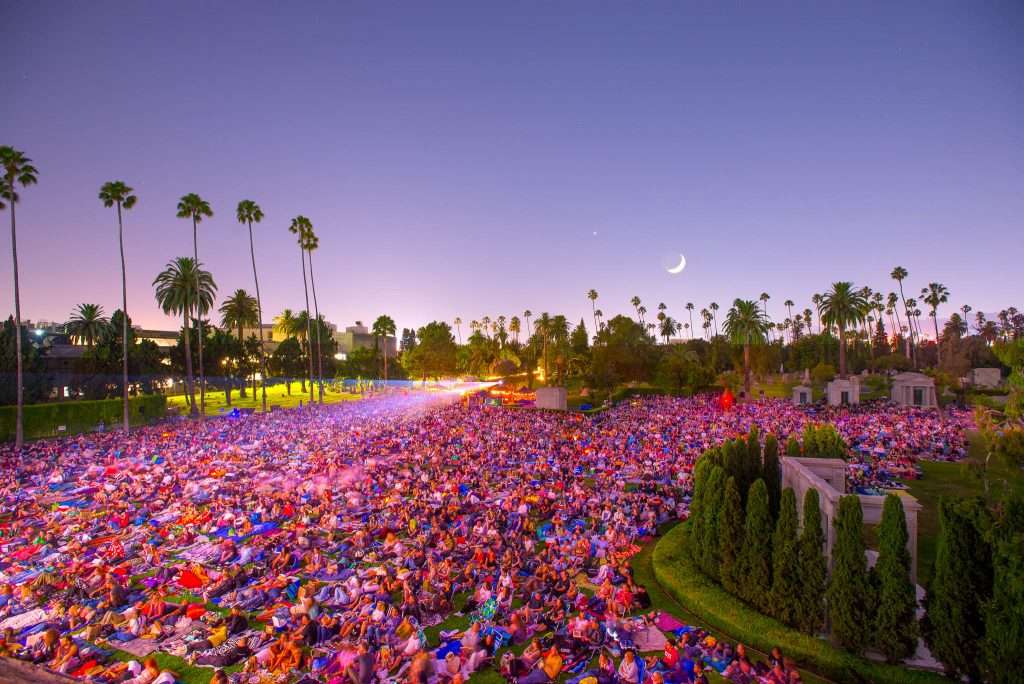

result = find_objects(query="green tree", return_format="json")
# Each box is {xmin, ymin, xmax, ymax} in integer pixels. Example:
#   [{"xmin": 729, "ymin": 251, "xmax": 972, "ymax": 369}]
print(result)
[
  {"xmin": 700, "ymin": 465, "xmax": 726, "ymax": 581},
  {"xmin": 99, "ymin": 180, "xmax": 137, "ymax": 431},
  {"xmin": 770, "ymin": 488, "xmax": 801, "ymax": 626},
  {"xmin": 819, "ymin": 282, "xmax": 870, "ymax": 378},
  {"xmin": 924, "ymin": 497, "xmax": 992, "ymax": 682},
  {"xmin": 982, "ymin": 492, "xmax": 1024, "ymax": 684},
  {"xmin": 66, "ymin": 303, "xmax": 108, "ymax": 347},
  {"xmin": 0, "ymin": 146, "xmax": 38, "ymax": 449},
  {"xmin": 372, "ymin": 315, "xmax": 398, "ymax": 382},
  {"xmin": 723, "ymin": 298, "xmax": 770, "ymax": 397},
  {"xmin": 0, "ymin": 318, "xmax": 49, "ymax": 406},
  {"xmin": 236, "ymin": 199, "xmax": 268, "ymax": 411},
  {"xmin": 739, "ymin": 479, "xmax": 773, "ymax": 611},
  {"xmin": 827, "ymin": 495, "xmax": 874, "ymax": 653},
  {"xmin": 785, "ymin": 435, "xmax": 801, "ymax": 457},
  {"xmin": 874, "ymin": 494, "xmax": 918, "ymax": 663},
  {"xmin": 796, "ymin": 488, "xmax": 827, "ymax": 634},
  {"xmin": 270, "ymin": 337, "xmax": 304, "ymax": 395},
  {"xmin": 219, "ymin": 289, "xmax": 259, "ymax": 397},
  {"xmin": 719, "ymin": 475, "xmax": 745, "ymax": 596},
  {"xmin": 687, "ymin": 456, "xmax": 713, "ymax": 563},
  {"xmin": 176, "ymin": 193, "xmax": 213, "ymax": 413},
  {"xmin": 153, "ymin": 257, "xmax": 216, "ymax": 416},
  {"xmin": 405, "ymin": 321, "xmax": 458, "ymax": 380}
]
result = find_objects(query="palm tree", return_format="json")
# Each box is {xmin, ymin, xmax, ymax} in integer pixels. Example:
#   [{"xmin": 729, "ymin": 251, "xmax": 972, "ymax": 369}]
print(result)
[
  {"xmin": 153, "ymin": 257, "xmax": 216, "ymax": 417},
  {"xmin": 819, "ymin": 282, "xmax": 870, "ymax": 378},
  {"xmin": 509, "ymin": 316, "xmax": 520, "ymax": 345},
  {"xmin": 288, "ymin": 216, "xmax": 315, "ymax": 404},
  {"xmin": 783, "ymin": 300, "xmax": 794, "ymax": 342},
  {"xmin": 961, "ymin": 304, "xmax": 972, "ymax": 331},
  {"xmin": 709, "ymin": 302, "xmax": 720, "ymax": 337},
  {"xmin": 587, "ymin": 289, "xmax": 599, "ymax": 339},
  {"xmin": 302, "ymin": 229, "xmax": 325, "ymax": 402},
  {"xmin": 372, "ymin": 315, "xmax": 397, "ymax": 382},
  {"xmin": 659, "ymin": 316, "xmax": 678, "ymax": 344},
  {"xmin": 523, "ymin": 310, "xmax": 533, "ymax": 336},
  {"xmin": 0, "ymin": 146, "xmax": 38, "ymax": 450},
  {"xmin": 453, "ymin": 317, "xmax": 463, "ymax": 344},
  {"xmin": 890, "ymin": 266, "xmax": 916, "ymax": 362},
  {"xmin": 219, "ymin": 289, "xmax": 258, "ymax": 396},
  {"xmin": 700, "ymin": 308, "xmax": 710, "ymax": 340},
  {"xmin": 536, "ymin": 312, "xmax": 552, "ymax": 381},
  {"xmin": 723, "ymin": 299, "xmax": 770, "ymax": 397},
  {"xmin": 685, "ymin": 302, "xmax": 695, "ymax": 339},
  {"xmin": 921, "ymin": 282, "xmax": 950, "ymax": 364},
  {"xmin": 759, "ymin": 292, "xmax": 771, "ymax": 324},
  {"xmin": 99, "ymin": 181, "xmax": 137, "ymax": 431},
  {"xmin": 811, "ymin": 294, "xmax": 822, "ymax": 333},
  {"xmin": 638, "ymin": 306, "xmax": 647, "ymax": 326},
  {"xmin": 67, "ymin": 303, "xmax": 108, "ymax": 347},
  {"xmin": 176, "ymin": 193, "xmax": 213, "ymax": 413},
  {"xmin": 630, "ymin": 296, "xmax": 642, "ymax": 324},
  {"xmin": 236, "ymin": 200, "xmax": 268, "ymax": 411}
]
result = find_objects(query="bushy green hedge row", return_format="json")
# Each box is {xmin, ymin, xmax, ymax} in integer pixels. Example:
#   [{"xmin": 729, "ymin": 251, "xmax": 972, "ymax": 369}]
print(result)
[
  {"xmin": 0, "ymin": 395, "xmax": 167, "ymax": 442},
  {"xmin": 652, "ymin": 524, "xmax": 947, "ymax": 684}
]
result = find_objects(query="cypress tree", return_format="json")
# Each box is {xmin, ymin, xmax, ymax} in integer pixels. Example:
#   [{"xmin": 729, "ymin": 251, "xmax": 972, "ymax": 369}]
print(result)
[
  {"xmin": 827, "ymin": 495, "xmax": 874, "ymax": 653},
  {"xmin": 746, "ymin": 426, "xmax": 763, "ymax": 486},
  {"xmin": 796, "ymin": 488, "xmax": 827, "ymax": 634},
  {"xmin": 802, "ymin": 423, "xmax": 819, "ymax": 457},
  {"xmin": 924, "ymin": 497, "xmax": 992, "ymax": 682},
  {"xmin": 763, "ymin": 434, "xmax": 781, "ymax": 518},
  {"xmin": 719, "ymin": 476, "xmax": 745, "ymax": 596},
  {"xmin": 982, "ymin": 492, "xmax": 1024, "ymax": 684},
  {"xmin": 874, "ymin": 494, "xmax": 918, "ymax": 662},
  {"xmin": 739, "ymin": 479, "xmax": 772, "ymax": 611},
  {"xmin": 723, "ymin": 440, "xmax": 744, "ymax": 494},
  {"xmin": 700, "ymin": 465, "xmax": 726, "ymax": 581},
  {"xmin": 785, "ymin": 434, "xmax": 801, "ymax": 457},
  {"xmin": 770, "ymin": 488, "xmax": 801, "ymax": 626},
  {"xmin": 687, "ymin": 456, "xmax": 713, "ymax": 562}
]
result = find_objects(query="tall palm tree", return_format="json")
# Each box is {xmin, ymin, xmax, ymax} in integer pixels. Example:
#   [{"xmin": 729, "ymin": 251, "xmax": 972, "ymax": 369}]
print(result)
[
  {"xmin": 709, "ymin": 302, "xmax": 720, "ymax": 337},
  {"xmin": 783, "ymin": 299, "xmax": 794, "ymax": 342},
  {"xmin": 372, "ymin": 315, "xmax": 397, "ymax": 382},
  {"xmin": 922, "ymin": 282, "xmax": 950, "ymax": 364},
  {"xmin": 302, "ymin": 229, "xmax": 325, "ymax": 402},
  {"xmin": 961, "ymin": 304, "xmax": 972, "ymax": 331},
  {"xmin": 759, "ymin": 292, "xmax": 771, "ymax": 325},
  {"xmin": 587, "ymin": 289, "xmax": 599, "ymax": 339},
  {"xmin": 523, "ymin": 310, "xmax": 532, "ymax": 336},
  {"xmin": 176, "ymin": 193, "xmax": 213, "ymax": 414},
  {"xmin": 685, "ymin": 302, "xmax": 695, "ymax": 339},
  {"xmin": 236, "ymin": 199, "xmax": 268, "ymax": 411},
  {"xmin": 0, "ymin": 146, "xmax": 38, "ymax": 450},
  {"xmin": 811, "ymin": 294, "xmax": 822, "ymax": 333},
  {"xmin": 638, "ymin": 306, "xmax": 647, "ymax": 326},
  {"xmin": 630, "ymin": 296, "xmax": 642, "ymax": 324},
  {"xmin": 723, "ymin": 299, "xmax": 770, "ymax": 397},
  {"xmin": 453, "ymin": 317, "xmax": 463, "ymax": 345},
  {"xmin": 219, "ymin": 289, "xmax": 258, "ymax": 396},
  {"xmin": 288, "ymin": 216, "xmax": 315, "ymax": 403},
  {"xmin": 99, "ymin": 181, "xmax": 137, "ymax": 431},
  {"xmin": 890, "ymin": 266, "xmax": 915, "ymax": 363},
  {"xmin": 153, "ymin": 257, "xmax": 216, "ymax": 417},
  {"xmin": 67, "ymin": 303, "xmax": 108, "ymax": 347},
  {"xmin": 509, "ymin": 316, "xmax": 520, "ymax": 345},
  {"xmin": 819, "ymin": 282, "xmax": 870, "ymax": 378},
  {"xmin": 536, "ymin": 312, "xmax": 552, "ymax": 381},
  {"xmin": 659, "ymin": 316, "xmax": 678, "ymax": 344},
  {"xmin": 700, "ymin": 308, "xmax": 710, "ymax": 340}
]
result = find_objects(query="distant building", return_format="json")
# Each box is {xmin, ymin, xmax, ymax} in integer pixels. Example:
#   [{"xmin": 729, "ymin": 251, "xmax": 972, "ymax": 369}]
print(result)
[{"xmin": 334, "ymin": 323, "xmax": 397, "ymax": 358}]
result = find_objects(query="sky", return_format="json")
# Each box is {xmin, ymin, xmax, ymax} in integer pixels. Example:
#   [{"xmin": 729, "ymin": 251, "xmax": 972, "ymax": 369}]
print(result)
[{"xmin": 3, "ymin": 1, "xmax": 1022, "ymax": 337}]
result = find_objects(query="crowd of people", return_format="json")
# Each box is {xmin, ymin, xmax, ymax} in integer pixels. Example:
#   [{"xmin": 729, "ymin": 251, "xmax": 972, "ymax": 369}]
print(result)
[{"xmin": 0, "ymin": 392, "xmax": 971, "ymax": 683}]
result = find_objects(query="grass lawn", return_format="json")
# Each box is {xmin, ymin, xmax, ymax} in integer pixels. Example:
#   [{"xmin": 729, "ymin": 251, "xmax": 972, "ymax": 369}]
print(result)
[{"xmin": 167, "ymin": 382, "xmax": 361, "ymax": 416}]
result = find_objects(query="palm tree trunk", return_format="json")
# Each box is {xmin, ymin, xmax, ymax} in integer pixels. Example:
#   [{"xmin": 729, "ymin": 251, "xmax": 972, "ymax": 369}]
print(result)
[
  {"xmin": 247, "ymin": 220, "xmax": 268, "ymax": 412},
  {"xmin": 307, "ymin": 251, "xmax": 324, "ymax": 403},
  {"xmin": 237, "ymin": 321, "xmax": 247, "ymax": 398},
  {"xmin": 933, "ymin": 312, "xmax": 942, "ymax": 365},
  {"xmin": 192, "ymin": 218, "xmax": 206, "ymax": 416},
  {"xmin": 897, "ymin": 281, "xmax": 915, "ymax": 364},
  {"xmin": 10, "ymin": 199, "xmax": 24, "ymax": 450},
  {"xmin": 744, "ymin": 342, "xmax": 751, "ymax": 397},
  {"xmin": 688, "ymin": 311, "xmax": 694, "ymax": 339},
  {"xmin": 182, "ymin": 313, "xmax": 197, "ymax": 416},
  {"xmin": 117, "ymin": 203, "xmax": 130, "ymax": 432},
  {"xmin": 299, "ymin": 248, "xmax": 314, "ymax": 404},
  {"xmin": 591, "ymin": 301, "xmax": 598, "ymax": 344}
]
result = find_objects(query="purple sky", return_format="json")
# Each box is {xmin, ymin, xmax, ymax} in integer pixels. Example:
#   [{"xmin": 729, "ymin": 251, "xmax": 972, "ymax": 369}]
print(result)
[{"xmin": 4, "ymin": 1, "xmax": 1022, "ymax": 335}]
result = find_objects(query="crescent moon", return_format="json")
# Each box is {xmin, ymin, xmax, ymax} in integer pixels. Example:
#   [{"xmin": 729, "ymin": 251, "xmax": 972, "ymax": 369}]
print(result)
[{"xmin": 666, "ymin": 254, "xmax": 687, "ymax": 274}]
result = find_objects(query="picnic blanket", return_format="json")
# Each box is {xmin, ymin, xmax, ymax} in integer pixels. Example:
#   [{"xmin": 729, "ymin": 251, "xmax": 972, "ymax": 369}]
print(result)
[{"xmin": 117, "ymin": 637, "xmax": 159, "ymax": 657}]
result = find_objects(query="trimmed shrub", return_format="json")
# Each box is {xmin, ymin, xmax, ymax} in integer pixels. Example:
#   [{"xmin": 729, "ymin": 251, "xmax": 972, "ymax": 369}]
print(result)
[
  {"xmin": 0, "ymin": 395, "xmax": 167, "ymax": 442},
  {"xmin": 770, "ymin": 488, "xmax": 801, "ymax": 626},
  {"xmin": 874, "ymin": 494, "xmax": 918, "ymax": 663},
  {"xmin": 700, "ymin": 465, "xmax": 726, "ymax": 581},
  {"xmin": 785, "ymin": 435, "xmax": 801, "ymax": 457},
  {"xmin": 827, "ymin": 495, "xmax": 874, "ymax": 653}
]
